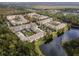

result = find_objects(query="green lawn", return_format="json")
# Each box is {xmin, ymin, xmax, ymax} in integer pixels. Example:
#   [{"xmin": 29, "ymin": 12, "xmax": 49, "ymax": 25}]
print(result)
[{"xmin": 22, "ymin": 29, "xmax": 35, "ymax": 36}]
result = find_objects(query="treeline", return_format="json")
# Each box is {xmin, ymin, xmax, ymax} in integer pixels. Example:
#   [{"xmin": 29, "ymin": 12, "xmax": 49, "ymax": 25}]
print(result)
[
  {"xmin": 63, "ymin": 14, "xmax": 79, "ymax": 25},
  {"xmin": 0, "ymin": 8, "xmax": 32, "ymax": 15},
  {"xmin": 62, "ymin": 38, "xmax": 79, "ymax": 56}
]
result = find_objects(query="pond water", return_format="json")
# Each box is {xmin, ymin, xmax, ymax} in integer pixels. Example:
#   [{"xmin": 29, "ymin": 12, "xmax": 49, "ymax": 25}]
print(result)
[{"xmin": 40, "ymin": 28, "xmax": 79, "ymax": 56}]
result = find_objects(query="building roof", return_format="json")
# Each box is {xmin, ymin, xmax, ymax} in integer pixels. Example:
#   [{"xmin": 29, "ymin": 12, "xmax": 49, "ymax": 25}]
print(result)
[
  {"xmin": 7, "ymin": 15, "xmax": 29, "ymax": 26},
  {"xmin": 9, "ymin": 23, "xmax": 45, "ymax": 42}
]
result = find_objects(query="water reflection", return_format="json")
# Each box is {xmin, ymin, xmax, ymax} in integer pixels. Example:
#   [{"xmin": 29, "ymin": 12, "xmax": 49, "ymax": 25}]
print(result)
[{"xmin": 40, "ymin": 29, "xmax": 79, "ymax": 56}]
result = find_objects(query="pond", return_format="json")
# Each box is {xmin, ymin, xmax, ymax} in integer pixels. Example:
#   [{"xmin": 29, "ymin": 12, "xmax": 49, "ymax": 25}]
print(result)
[{"xmin": 40, "ymin": 28, "xmax": 79, "ymax": 56}]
